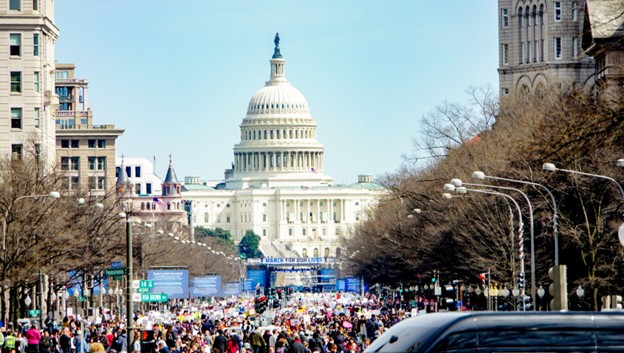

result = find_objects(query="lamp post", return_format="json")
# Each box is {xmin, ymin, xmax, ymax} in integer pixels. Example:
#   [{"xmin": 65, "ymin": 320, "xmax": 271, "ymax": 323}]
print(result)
[
  {"xmin": 576, "ymin": 285, "xmax": 585, "ymax": 310},
  {"xmin": 543, "ymin": 162, "xmax": 624, "ymax": 201},
  {"xmin": 537, "ymin": 284, "xmax": 545, "ymax": 311},
  {"xmin": 444, "ymin": 185, "xmax": 527, "ymax": 310},
  {"xmin": 472, "ymin": 171, "xmax": 560, "ymax": 266},
  {"xmin": 118, "ymin": 211, "xmax": 134, "ymax": 353},
  {"xmin": 450, "ymin": 178, "xmax": 537, "ymax": 302}
]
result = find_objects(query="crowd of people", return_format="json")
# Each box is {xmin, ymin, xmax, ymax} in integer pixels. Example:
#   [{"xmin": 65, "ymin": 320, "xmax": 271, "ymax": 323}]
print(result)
[{"xmin": 0, "ymin": 292, "xmax": 412, "ymax": 353}]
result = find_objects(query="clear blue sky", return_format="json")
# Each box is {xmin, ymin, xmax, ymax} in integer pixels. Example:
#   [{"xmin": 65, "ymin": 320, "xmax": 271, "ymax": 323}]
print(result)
[{"xmin": 54, "ymin": 1, "xmax": 499, "ymax": 185}]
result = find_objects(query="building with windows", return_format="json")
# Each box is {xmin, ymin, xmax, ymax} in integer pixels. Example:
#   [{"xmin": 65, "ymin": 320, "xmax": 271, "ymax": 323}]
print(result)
[
  {"xmin": 0, "ymin": 0, "xmax": 59, "ymax": 165},
  {"xmin": 55, "ymin": 64, "xmax": 123, "ymax": 195},
  {"xmin": 114, "ymin": 157, "xmax": 163, "ymax": 196},
  {"xmin": 181, "ymin": 36, "xmax": 385, "ymax": 258},
  {"xmin": 498, "ymin": 0, "xmax": 595, "ymax": 97}
]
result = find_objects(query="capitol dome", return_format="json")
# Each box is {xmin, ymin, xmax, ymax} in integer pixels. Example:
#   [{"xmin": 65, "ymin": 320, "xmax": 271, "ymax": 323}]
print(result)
[{"xmin": 226, "ymin": 34, "xmax": 333, "ymax": 190}]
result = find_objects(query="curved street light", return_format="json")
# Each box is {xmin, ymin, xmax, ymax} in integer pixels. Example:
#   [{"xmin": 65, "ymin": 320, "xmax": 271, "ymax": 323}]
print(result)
[
  {"xmin": 543, "ymin": 162, "xmax": 624, "ymax": 201},
  {"xmin": 447, "ymin": 185, "xmax": 527, "ymax": 310},
  {"xmin": 472, "ymin": 171, "xmax": 560, "ymax": 267},
  {"xmin": 451, "ymin": 178, "xmax": 537, "ymax": 302}
]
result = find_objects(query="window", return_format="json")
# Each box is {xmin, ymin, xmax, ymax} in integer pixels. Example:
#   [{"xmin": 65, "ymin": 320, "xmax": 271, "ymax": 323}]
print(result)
[
  {"xmin": 9, "ymin": 34, "xmax": 21, "ymax": 56},
  {"xmin": 61, "ymin": 139, "xmax": 69, "ymax": 148},
  {"xmin": 288, "ymin": 228, "xmax": 293, "ymax": 236},
  {"xmin": 302, "ymin": 229, "xmax": 307, "ymax": 236},
  {"xmin": 226, "ymin": 215, "xmax": 231, "ymax": 223},
  {"xmin": 572, "ymin": 37, "xmax": 579, "ymax": 57},
  {"xmin": 204, "ymin": 213, "xmax": 209, "ymax": 223},
  {"xmin": 97, "ymin": 157, "xmax": 105, "ymax": 170},
  {"xmin": 502, "ymin": 87, "xmax": 510, "ymax": 96},
  {"xmin": 572, "ymin": 2, "xmax": 577, "ymax": 21},
  {"xmin": 88, "ymin": 157, "xmax": 95, "ymax": 170},
  {"xmin": 135, "ymin": 166, "xmax": 141, "ymax": 178},
  {"xmin": 97, "ymin": 139, "xmax": 106, "ymax": 148},
  {"xmin": 70, "ymin": 140, "xmax": 79, "ymax": 148},
  {"xmin": 70, "ymin": 157, "xmax": 79, "ymax": 170},
  {"xmin": 554, "ymin": 1, "xmax": 561, "ymax": 21},
  {"xmin": 61, "ymin": 157, "xmax": 69, "ymax": 170},
  {"xmin": 33, "ymin": 34, "xmax": 39, "ymax": 56},
  {"xmin": 88, "ymin": 139, "xmax": 96, "ymax": 148},
  {"xmin": 34, "ymin": 107, "xmax": 40, "ymax": 128},
  {"xmin": 10, "ymin": 72, "xmax": 21, "ymax": 93},
  {"xmin": 146, "ymin": 183, "xmax": 152, "ymax": 194},
  {"xmin": 262, "ymin": 229, "xmax": 267, "ymax": 236},
  {"xmin": 9, "ymin": 0, "xmax": 20, "ymax": 10},
  {"xmin": 302, "ymin": 248, "xmax": 308, "ymax": 257},
  {"xmin": 88, "ymin": 176, "xmax": 96, "ymax": 190},
  {"xmin": 11, "ymin": 108, "xmax": 22, "ymax": 129},
  {"xmin": 11, "ymin": 144, "xmax": 22, "ymax": 160},
  {"xmin": 125, "ymin": 166, "xmax": 131, "ymax": 177},
  {"xmin": 501, "ymin": 8, "xmax": 509, "ymax": 27},
  {"xmin": 263, "ymin": 214, "xmax": 267, "ymax": 222},
  {"xmin": 217, "ymin": 216, "xmax": 221, "ymax": 223},
  {"xmin": 502, "ymin": 44, "xmax": 508, "ymax": 65},
  {"xmin": 98, "ymin": 177, "xmax": 105, "ymax": 190},
  {"xmin": 33, "ymin": 71, "xmax": 39, "ymax": 92},
  {"xmin": 554, "ymin": 37, "xmax": 562, "ymax": 59}
]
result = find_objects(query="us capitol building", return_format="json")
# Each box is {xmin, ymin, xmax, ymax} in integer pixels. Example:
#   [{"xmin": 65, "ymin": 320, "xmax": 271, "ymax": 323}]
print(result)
[{"xmin": 181, "ymin": 35, "xmax": 385, "ymax": 259}]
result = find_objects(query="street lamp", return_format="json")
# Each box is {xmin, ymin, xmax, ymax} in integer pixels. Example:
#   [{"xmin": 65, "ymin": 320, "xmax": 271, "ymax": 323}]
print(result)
[
  {"xmin": 119, "ymin": 211, "xmax": 135, "ymax": 353},
  {"xmin": 451, "ymin": 178, "xmax": 537, "ymax": 302},
  {"xmin": 447, "ymin": 185, "xmax": 527, "ymax": 310},
  {"xmin": 472, "ymin": 171, "xmax": 560, "ymax": 267},
  {"xmin": 543, "ymin": 162, "xmax": 624, "ymax": 201}
]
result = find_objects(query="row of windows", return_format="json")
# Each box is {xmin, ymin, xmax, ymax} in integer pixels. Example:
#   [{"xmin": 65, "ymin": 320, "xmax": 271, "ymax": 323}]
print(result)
[
  {"xmin": 501, "ymin": 2, "xmax": 578, "ymax": 28},
  {"xmin": 9, "ymin": 33, "xmax": 39, "ymax": 57},
  {"xmin": 9, "ymin": 0, "xmax": 38, "ymax": 11},
  {"xmin": 249, "ymin": 103, "xmax": 305, "ymax": 111},
  {"xmin": 61, "ymin": 176, "xmax": 106, "ymax": 191},
  {"xmin": 115, "ymin": 166, "xmax": 142, "ymax": 178},
  {"xmin": 301, "ymin": 248, "xmax": 332, "ymax": 258},
  {"xmin": 9, "ymin": 71, "xmax": 40, "ymax": 93},
  {"xmin": 140, "ymin": 201, "xmax": 180, "ymax": 211},
  {"xmin": 10, "ymin": 107, "xmax": 40, "ymax": 129},
  {"xmin": 501, "ymin": 37, "xmax": 577, "ymax": 65},
  {"xmin": 60, "ymin": 139, "xmax": 107, "ymax": 149},
  {"xmin": 243, "ymin": 128, "xmax": 314, "ymax": 141},
  {"xmin": 60, "ymin": 157, "xmax": 106, "ymax": 172}
]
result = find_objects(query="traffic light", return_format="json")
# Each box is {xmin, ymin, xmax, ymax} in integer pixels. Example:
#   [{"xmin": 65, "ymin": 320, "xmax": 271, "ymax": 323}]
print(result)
[
  {"xmin": 255, "ymin": 295, "xmax": 267, "ymax": 314},
  {"xmin": 519, "ymin": 295, "xmax": 533, "ymax": 311},
  {"xmin": 273, "ymin": 299, "xmax": 280, "ymax": 308},
  {"xmin": 548, "ymin": 265, "xmax": 568, "ymax": 311},
  {"xmin": 277, "ymin": 289, "xmax": 284, "ymax": 300},
  {"xmin": 518, "ymin": 272, "xmax": 525, "ymax": 289},
  {"xmin": 441, "ymin": 284, "xmax": 458, "ymax": 311},
  {"xmin": 479, "ymin": 273, "xmax": 486, "ymax": 285}
]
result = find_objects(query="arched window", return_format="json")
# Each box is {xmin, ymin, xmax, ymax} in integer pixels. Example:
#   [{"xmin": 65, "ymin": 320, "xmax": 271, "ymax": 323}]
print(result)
[
  {"xmin": 146, "ymin": 202, "xmax": 151, "ymax": 210},
  {"xmin": 140, "ymin": 202, "xmax": 145, "ymax": 210},
  {"xmin": 313, "ymin": 248, "xmax": 319, "ymax": 257},
  {"xmin": 204, "ymin": 212, "xmax": 209, "ymax": 223},
  {"xmin": 336, "ymin": 247, "xmax": 341, "ymax": 258},
  {"xmin": 264, "ymin": 130, "xmax": 267, "ymax": 139},
  {"xmin": 167, "ymin": 202, "xmax": 171, "ymax": 210},
  {"xmin": 324, "ymin": 248, "xmax": 330, "ymax": 257},
  {"xmin": 302, "ymin": 248, "xmax": 308, "ymax": 257}
]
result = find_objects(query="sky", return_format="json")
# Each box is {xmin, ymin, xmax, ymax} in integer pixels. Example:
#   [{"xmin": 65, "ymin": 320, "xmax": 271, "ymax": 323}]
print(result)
[{"xmin": 54, "ymin": 1, "xmax": 499, "ymax": 185}]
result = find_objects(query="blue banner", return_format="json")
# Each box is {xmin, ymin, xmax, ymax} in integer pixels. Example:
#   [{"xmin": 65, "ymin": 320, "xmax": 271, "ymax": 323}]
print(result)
[
  {"xmin": 246, "ymin": 269, "xmax": 267, "ymax": 289},
  {"xmin": 147, "ymin": 269, "xmax": 189, "ymax": 299},
  {"xmin": 190, "ymin": 275, "xmax": 221, "ymax": 297},
  {"xmin": 221, "ymin": 282, "xmax": 241, "ymax": 296},
  {"xmin": 318, "ymin": 269, "xmax": 337, "ymax": 284},
  {"xmin": 243, "ymin": 279, "xmax": 253, "ymax": 291},
  {"xmin": 345, "ymin": 277, "xmax": 362, "ymax": 293},
  {"xmin": 336, "ymin": 279, "xmax": 346, "ymax": 292}
]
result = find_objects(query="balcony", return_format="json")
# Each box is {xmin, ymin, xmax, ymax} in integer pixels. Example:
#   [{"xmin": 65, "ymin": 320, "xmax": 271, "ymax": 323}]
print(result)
[
  {"xmin": 55, "ymin": 78, "xmax": 88, "ymax": 84},
  {"xmin": 56, "ymin": 110, "xmax": 89, "ymax": 118}
]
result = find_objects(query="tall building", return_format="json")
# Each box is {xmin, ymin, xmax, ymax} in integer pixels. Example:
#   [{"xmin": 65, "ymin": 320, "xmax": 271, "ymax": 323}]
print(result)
[
  {"xmin": 498, "ymin": 0, "xmax": 595, "ymax": 97},
  {"xmin": 182, "ymin": 35, "xmax": 385, "ymax": 259},
  {"xmin": 55, "ymin": 64, "xmax": 123, "ymax": 195},
  {"xmin": 0, "ymin": 0, "xmax": 59, "ymax": 165}
]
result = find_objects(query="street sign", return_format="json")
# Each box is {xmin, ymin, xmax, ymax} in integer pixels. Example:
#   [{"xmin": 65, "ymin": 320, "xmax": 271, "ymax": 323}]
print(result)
[
  {"xmin": 111, "ymin": 261, "xmax": 122, "ymax": 269},
  {"xmin": 140, "ymin": 280, "xmax": 154, "ymax": 288},
  {"xmin": 104, "ymin": 267, "xmax": 128, "ymax": 278},
  {"xmin": 140, "ymin": 293, "xmax": 168, "ymax": 303},
  {"xmin": 136, "ymin": 287, "xmax": 150, "ymax": 294},
  {"xmin": 28, "ymin": 309, "xmax": 40, "ymax": 317}
]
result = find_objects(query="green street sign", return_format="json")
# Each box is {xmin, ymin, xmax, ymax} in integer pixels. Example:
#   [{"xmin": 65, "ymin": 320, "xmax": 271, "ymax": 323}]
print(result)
[
  {"xmin": 141, "ymin": 293, "xmax": 168, "ymax": 303},
  {"xmin": 104, "ymin": 267, "xmax": 128, "ymax": 277},
  {"xmin": 28, "ymin": 309, "xmax": 40, "ymax": 317},
  {"xmin": 136, "ymin": 287, "xmax": 150, "ymax": 294},
  {"xmin": 139, "ymin": 280, "xmax": 154, "ymax": 289}
]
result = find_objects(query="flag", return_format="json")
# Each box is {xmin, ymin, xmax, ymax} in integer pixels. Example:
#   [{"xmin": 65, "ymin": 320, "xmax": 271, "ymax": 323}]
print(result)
[{"xmin": 153, "ymin": 197, "xmax": 163, "ymax": 204}]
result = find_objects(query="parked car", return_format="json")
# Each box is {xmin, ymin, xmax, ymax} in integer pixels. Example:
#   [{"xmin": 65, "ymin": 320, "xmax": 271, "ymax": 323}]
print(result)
[{"xmin": 364, "ymin": 311, "xmax": 624, "ymax": 353}]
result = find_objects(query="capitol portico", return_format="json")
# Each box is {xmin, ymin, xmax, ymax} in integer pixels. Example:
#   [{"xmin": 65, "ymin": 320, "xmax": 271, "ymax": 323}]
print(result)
[{"xmin": 182, "ymin": 34, "xmax": 385, "ymax": 258}]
